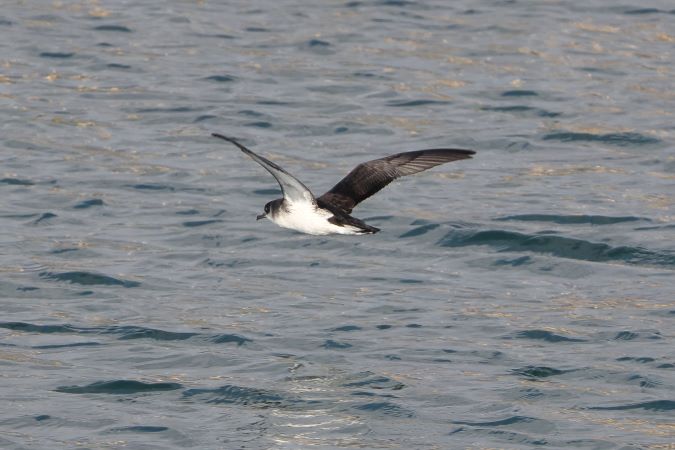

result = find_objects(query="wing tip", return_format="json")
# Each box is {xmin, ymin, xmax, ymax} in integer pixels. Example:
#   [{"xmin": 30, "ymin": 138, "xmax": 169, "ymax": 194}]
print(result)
[
  {"xmin": 211, "ymin": 132, "xmax": 252, "ymax": 154},
  {"xmin": 446, "ymin": 149, "xmax": 476, "ymax": 156},
  {"xmin": 455, "ymin": 149, "xmax": 476, "ymax": 157},
  {"xmin": 434, "ymin": 149, "xmax": 476, "ymax": 160},
  {"xmin": 211, "ymin": 132, "xmax": 228, "ymax": 140}
]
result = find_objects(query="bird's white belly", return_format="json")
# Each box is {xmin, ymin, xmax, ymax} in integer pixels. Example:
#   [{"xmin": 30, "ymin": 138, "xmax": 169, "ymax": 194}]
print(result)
[{"xmin": 270, "ymin": 202, "xmax": 361, "ymax": 235}]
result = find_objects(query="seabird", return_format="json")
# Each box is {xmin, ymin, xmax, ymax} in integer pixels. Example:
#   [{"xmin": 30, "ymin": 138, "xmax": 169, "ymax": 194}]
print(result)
[{"xmin": 212, "ymin": 133, "xmax": 475, "ymax": 235}]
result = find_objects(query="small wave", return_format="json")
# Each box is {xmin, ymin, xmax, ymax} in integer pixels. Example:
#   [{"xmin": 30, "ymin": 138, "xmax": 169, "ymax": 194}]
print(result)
[
  {"xmin": 612, "ymin": 330, "xmax": 662, "ymax": 341},
  {"xmin": 494, "ymin": 255, "xmax": 532, "ymax": 266},
  {"xmin": 109, "ymin": 326, "xmax": 251, "ymax": 345},
  {"xmin": 126, "ymin": 183, "xmax": 204, "ymax": 193},
  {"xmin": 106, "ymin": 426, "xmax": 169, "ymax": 433},
  {"xmin": 589, "ymin": 400, "xmax": 675, "ymax": 411},
  {"xmin": 32, "ymin": 212, "xmax": 57, "ymax": 225},
  {"xmin": 183, "ymin": 384, "xmax": 309, "ymax": 408},
  {"xmin": 342, "ymin": 372, "xmax": 405, "ymax": 390},
  {"xmin": 16, "ymin": 286, "xmax": 40, "ymax": 291},
  {"xmin": 127, "ymin": 183, "xmax": 175, "ymax": 191},
  {"xmin": 634, "ymin": 223, "xmax": 675, "ymax": 231},
  {"xmin": 0, "ymin": 177, "xmax": 34, "ymax": 186},
  {"xmin": 452, "ymin": 415, "xmax": 555, "ymax": 433},
  {"xmin": 387, "ymin": 99, "xmax": 451, "ymax": 107},
  {"xmin": 330, "ymin": 325, "xmax": 362, "ymax": 332},
  {"xmin": 55, "ymin": 380, "xmax": 182, "ymax": 394},
  {"xmin": 135, "ymin": 106, "xmax": 201, "ymax": 113},
  {"xmin": 625, "ymin": 374, "xmax": 661, "ymax": 388},
  {"xmin": 399, "ymin": 223, "xmax": 440, "ymax": 238},
  {"xmin": 32, "ymin": 342, "xmax": 101, "ymax": 349},
  {"xmin": 39, "ymin": 52, "xmax": 74, "ymax": 58},
  {"xmin": 623, "ymin": 8, "xmax": 667, "ymax": 14},
  {"xmin": 496, "ymin": 214, "xmax": 647, "ymax": 225},
  {"xmin": 616, "ymin": 356, "xmax": 656, "ymax": 364},
  {"xmin": 542, "ymin": 131, "xmax": 660, "ymax": 146},
  {"xmin": 210, "ymin": 334, "xmax": 251, "ymax": 345},
  {"xmin": 73, "ymin": 199, "xmax": 104, "ymax": 209},
  {"xmin": 510, "ymin": 329, "xmax": 586, "ymax": 343},
  {"xmin": 375, "ymin": 0, "xmax": 418, "ymax": 6},
  {"xmin": 481, "ymin": 105, "xmax": 560, "ymax": 117},
  {"xmin": 245, "ymin": 121, "xmax": 272, "ymax": 129},
  {"xmin": 21, "ymin": 262, "xmax": 49, "ymax": 273},
  {"xmin": 512, "ymin": 366, "xmax": 569, "ymax": 378},
  {"xmin": 193, "ymin": 114, "xmax": 217, "ymax": 122},
  {"xmin": 0, "ymin": 322, "xmax": 251, "ymax": 345},
  {"xmin": 93, "ymin": 25, "xmax": 132, "ymax": 32},
  {"xmin": 352, "ymin": 401, "xmax": 414, "ymax": 418},
  {"xmin": 182, "ymin": 219, "xmax": 223, "ymax": 227},
  {"xmin": 114, "ymin": 327, "xmax": 199, "ymax": 341},
  {"xmin": 238, "ymin": 109, "xmax": 265, "ymax": 117},
  {"xmin": 438, "ymin": 229, "xmax": 675, "ymax": 268},
  {"xmin": 176, "ymin": 209, "xmax": 200, "ymax": 215},
  {"xmin": 299, "ymin": 39, "xmax": 334, "ymax": 55},
  {"xmin": 352, "ymin": 71, "xmax": 391, "ymax": 80},
  {"xmin": 0, "ymin": 322, "xmax": 79, "ymax": 334},
  {"xmin": 204, "ymin": 75, "xmax": 237, "ymax": 83},
  {"xmin": 106, "ymin": 63, "xmax": 131, "ymax": 69},
  {"xmin": 501, "ymin": 90, "xmax": 538, "ymax": 97},
  {"xmin": 453, "ymin": 415, "xmax": 536, "ymax": 427},
  {"xmin": 322, "ymin": 339, "xmax": 352, "ymax": 349},
  {"xmin": 449, "ymin": 427, "xmax": 549, "ymax": 446},
  {"xmin": 39, "ymin": 271, "xmax": 140, "ymax": 288}
]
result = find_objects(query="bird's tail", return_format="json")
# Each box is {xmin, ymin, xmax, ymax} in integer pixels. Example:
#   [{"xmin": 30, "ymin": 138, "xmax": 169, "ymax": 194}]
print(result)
[{"xmin": 356, "ymin": 223, "xmax": 380, "ymax": 234}]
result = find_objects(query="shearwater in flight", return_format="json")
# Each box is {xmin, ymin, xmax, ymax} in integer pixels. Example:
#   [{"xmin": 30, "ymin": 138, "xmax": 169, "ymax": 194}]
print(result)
[{"xmin": 212, "ymin": 133, "xmax": 474, "ymax": 235}]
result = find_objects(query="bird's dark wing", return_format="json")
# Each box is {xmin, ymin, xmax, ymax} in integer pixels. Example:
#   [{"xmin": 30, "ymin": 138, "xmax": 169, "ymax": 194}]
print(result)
[
  {"xmin": 318, "ymin": 149, "xmax": 475, "ymax": 213},
  {"xmin": 212, "ymin": 133, "xmax": 316, "ymax": 205}
]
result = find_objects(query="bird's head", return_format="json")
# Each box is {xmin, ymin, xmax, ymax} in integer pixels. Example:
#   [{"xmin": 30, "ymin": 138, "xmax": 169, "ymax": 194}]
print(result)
[{"xmin": 257, "ymin": 199, "xmax": 282, "ymax": 221}]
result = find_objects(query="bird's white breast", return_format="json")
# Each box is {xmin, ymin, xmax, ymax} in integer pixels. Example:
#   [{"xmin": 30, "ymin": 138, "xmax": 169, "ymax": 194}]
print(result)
[{"xmin": 270, "ymin": 201, "xmax": 361, "ymax": 235}]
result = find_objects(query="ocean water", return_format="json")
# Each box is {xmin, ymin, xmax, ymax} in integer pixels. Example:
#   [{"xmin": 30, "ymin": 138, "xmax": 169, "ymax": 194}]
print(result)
[{"xmin": 1, "ymin": 1, "xmax": 674, "ymax": 449}]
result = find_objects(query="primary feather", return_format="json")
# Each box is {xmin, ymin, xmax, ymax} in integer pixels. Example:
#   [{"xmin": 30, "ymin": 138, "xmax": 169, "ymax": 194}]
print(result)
[{"xmin": 318, "ymin": 149, "xmax": 475, "ymax": 213}]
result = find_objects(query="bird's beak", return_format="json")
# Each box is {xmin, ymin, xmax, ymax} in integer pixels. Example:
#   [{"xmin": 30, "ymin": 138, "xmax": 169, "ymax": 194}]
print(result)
[{"xmin": 256, "ymin": 213, "xmax": 266, "ymax": 221}]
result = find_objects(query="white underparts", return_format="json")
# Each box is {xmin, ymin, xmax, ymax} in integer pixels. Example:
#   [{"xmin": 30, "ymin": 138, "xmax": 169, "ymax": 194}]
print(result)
[{"xmin": 268, "ymin": 200, "xmax": 363, "ymax": 235}]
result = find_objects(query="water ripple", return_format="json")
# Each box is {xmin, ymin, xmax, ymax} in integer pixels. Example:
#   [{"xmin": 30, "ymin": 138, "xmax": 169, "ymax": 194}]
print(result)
[
  {"xmin": 0, "ymin": 177, "xmax": 34, "ymax": 186},
  {"xmin": 509, "ymin": 329, "xmax": 586, "ymax": 343},
  {"xmin": 512, "ymin": 366, "xmax": 570, "ymax": 379},
  {"xmin": 73, "ymin": 199, "xmax": 104, "ymax": 209},
  {"xmin": 183, "ymin": 384, "xmax": 313, "ymax": 408},
  {"xmin": 351, "ymin": 401, "xmax": 413, "ymax": 418},
  {"xmin": 589, "ymin": 400, "xmax": 675, "ymax": 412},
  {"xmin": 93, "ymin": 25, "xmax": 132, "ymax": 32},
  {"xmin": 106, "ymin": 426, "xmax": 170, "ymax": 433},
  {"xmin": 55, "ymin": 380, "xmax": 182, "ymax": 395},
  {"xmin": 452, "ymin": 415, "xmax": 555, "ymax": 433},
  {"xmin": 542, "ymin": 131, "xmax": 661, "ymax": 146},
  {"xmin": 438, "ymin": 229, "xmax": 675, "ymax": 268},
  {"xmin": 0, "ymin": 322, "xmax": 251, "ymax": 345},
  {"xmin": 39, "ymin": 271, "xmax": 140, "ymax": 288},
  {"xmin": 496, "ymin": 214, "xmax": 648, "ymax": 225}
]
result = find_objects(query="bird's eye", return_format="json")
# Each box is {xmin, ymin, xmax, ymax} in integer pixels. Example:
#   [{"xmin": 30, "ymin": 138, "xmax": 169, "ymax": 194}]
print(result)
[{"xmin": 265, "ymin": 204, "xmax": 270, "ymax": 213}]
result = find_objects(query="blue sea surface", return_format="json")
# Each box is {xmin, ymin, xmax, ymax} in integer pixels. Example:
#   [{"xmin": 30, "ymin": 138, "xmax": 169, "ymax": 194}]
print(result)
[{"xmin": 1, "ymin": 1, "xmax": 674, "ymax": 449}]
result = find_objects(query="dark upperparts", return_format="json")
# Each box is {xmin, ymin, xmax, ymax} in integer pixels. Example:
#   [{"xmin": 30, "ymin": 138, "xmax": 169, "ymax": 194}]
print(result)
[{"xmin": 317, "ymin": 148, "xmax": 475, "ymax": 214}]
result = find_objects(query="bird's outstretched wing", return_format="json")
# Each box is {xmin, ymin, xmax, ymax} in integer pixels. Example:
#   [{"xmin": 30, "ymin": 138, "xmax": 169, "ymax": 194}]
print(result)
[
  {"xmin": 212, "ymin": 133, "xmax": 316, "ymax": 205},
  {"xmin": 318, "ymin": 148, "xmax": 475, "ymax": 213}
]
